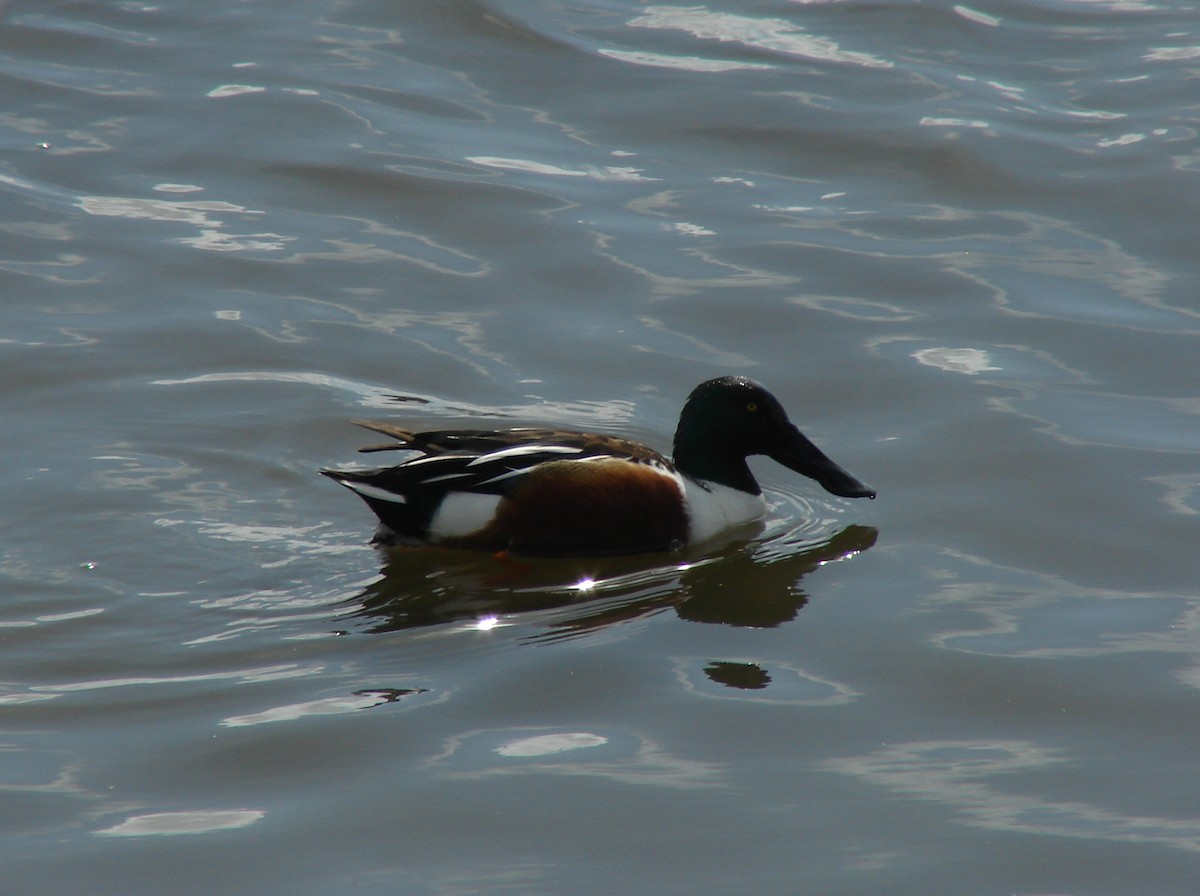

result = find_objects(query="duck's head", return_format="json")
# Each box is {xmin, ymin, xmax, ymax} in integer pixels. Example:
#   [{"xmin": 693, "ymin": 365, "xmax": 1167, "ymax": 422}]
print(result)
[{"xmin": 673, "ymin": 376, "xmax": 876, "ymax": 499}]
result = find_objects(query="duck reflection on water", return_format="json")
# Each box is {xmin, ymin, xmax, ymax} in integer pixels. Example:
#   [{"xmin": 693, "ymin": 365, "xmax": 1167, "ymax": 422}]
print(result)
[{"xmin": 345, "ymin": 524, "xmax": 877, "ymax": 640}]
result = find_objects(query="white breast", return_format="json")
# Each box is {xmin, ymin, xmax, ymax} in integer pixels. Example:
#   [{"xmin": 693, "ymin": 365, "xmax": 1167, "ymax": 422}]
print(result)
[{"xmin": 681, "ymin": 476, "xmax": 767, "ymax": 545}]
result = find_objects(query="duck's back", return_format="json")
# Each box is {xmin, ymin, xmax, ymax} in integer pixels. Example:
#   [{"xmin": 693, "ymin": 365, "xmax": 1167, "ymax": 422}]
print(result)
[{"xmin": 323, "ymin": 425, "xmax": 690, "ymax": 554}]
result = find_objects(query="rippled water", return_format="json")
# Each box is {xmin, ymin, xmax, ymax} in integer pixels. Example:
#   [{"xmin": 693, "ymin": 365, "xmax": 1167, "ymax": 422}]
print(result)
[{"xmin": 3, "ymin": 1, "xmax": 1199, "ymax": 893}]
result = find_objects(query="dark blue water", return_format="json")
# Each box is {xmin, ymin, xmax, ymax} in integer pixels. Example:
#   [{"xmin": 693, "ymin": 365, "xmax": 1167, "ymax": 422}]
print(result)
[{"xmin": 2, "ymin": 1, "xmax": 1198, "ymax": 893}]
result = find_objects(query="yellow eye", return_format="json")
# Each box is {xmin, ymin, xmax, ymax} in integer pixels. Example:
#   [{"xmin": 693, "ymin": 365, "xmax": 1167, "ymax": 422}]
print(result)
[{"xmin": 746, "ymin": 402, "xmax": 757, "ymax": 412}]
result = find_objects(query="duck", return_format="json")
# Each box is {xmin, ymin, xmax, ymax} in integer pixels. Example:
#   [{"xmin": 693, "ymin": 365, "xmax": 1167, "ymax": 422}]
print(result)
[{"xmin": 321, "ymin": 375, "xmax": 875, "ymax": 555}]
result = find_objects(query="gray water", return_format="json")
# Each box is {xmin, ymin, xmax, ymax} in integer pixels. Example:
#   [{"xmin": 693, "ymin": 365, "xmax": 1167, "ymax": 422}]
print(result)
[{"xmin": 2, "ymin": 1, "xmax": 1199, "ymax": 893}]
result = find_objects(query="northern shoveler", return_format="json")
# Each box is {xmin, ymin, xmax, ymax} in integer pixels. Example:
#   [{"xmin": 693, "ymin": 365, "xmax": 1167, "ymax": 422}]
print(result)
[{"xmin": 322, "ymin": 375, "xmax": 875, "ymax": 555}]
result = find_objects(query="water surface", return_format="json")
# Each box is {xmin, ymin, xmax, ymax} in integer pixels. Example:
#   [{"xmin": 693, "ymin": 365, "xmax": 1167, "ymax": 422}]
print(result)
[{"xmin": 2, "ymin": 1, "xmax": 1199, "ymax": 893}]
